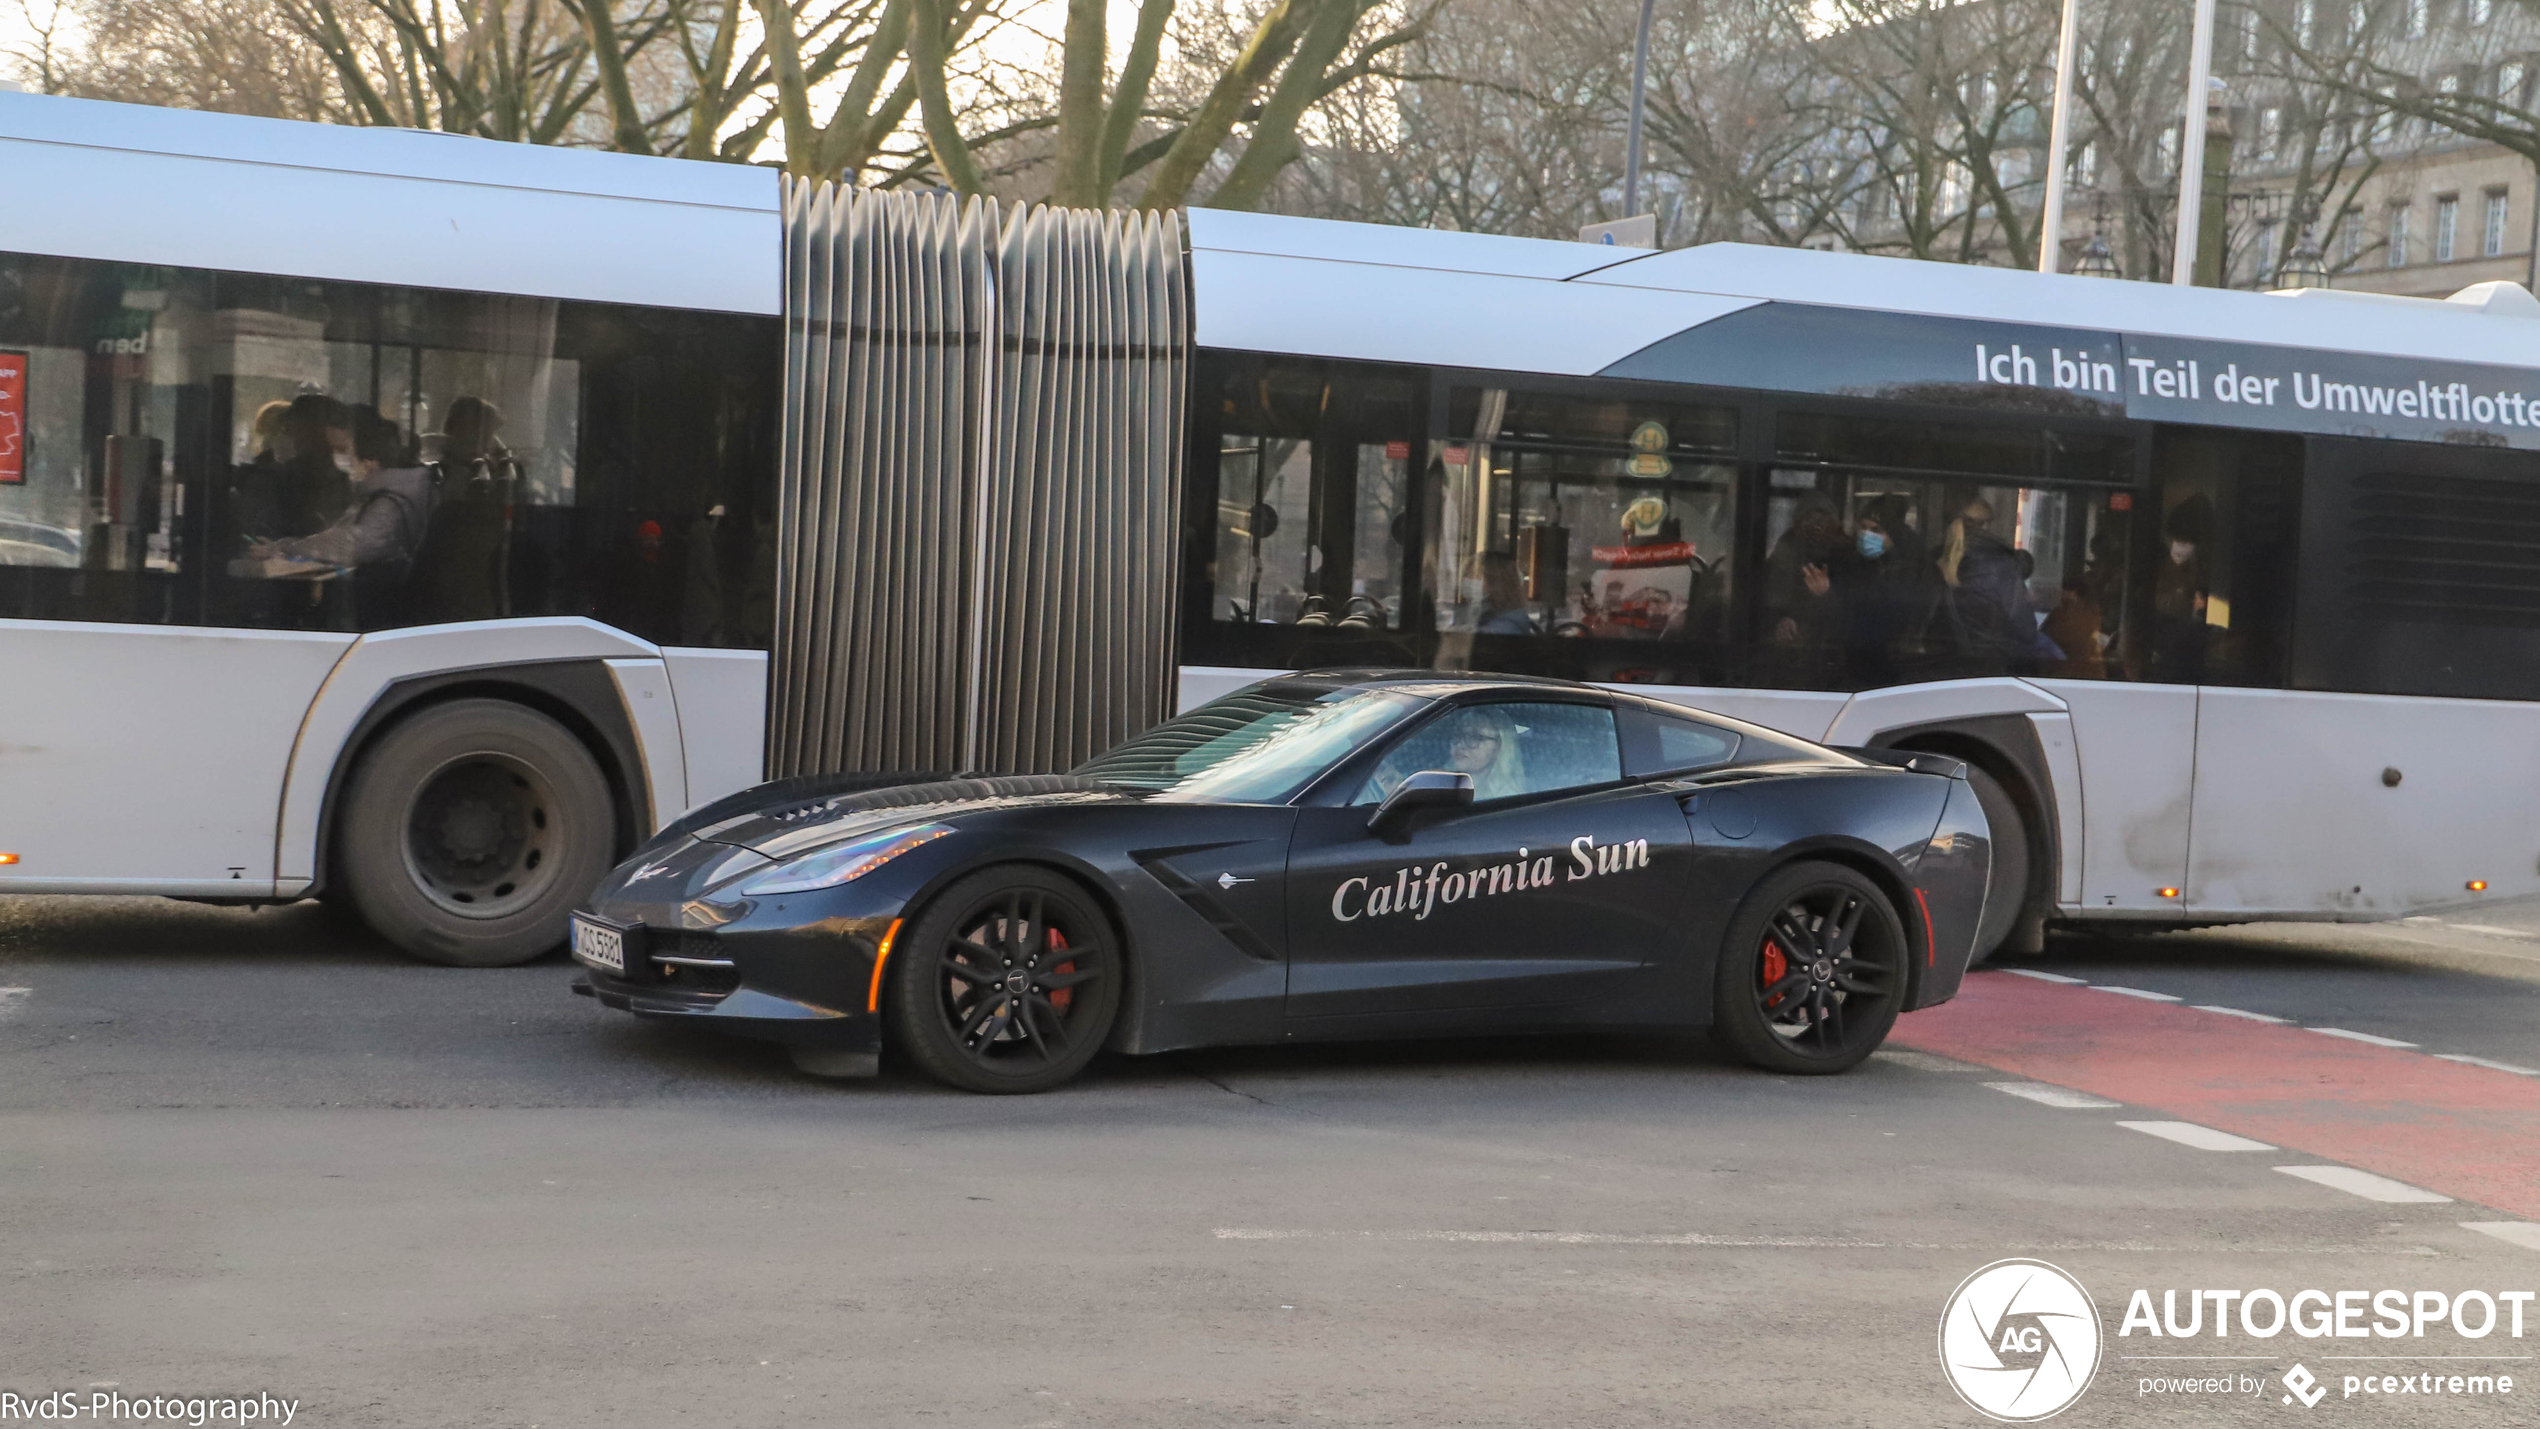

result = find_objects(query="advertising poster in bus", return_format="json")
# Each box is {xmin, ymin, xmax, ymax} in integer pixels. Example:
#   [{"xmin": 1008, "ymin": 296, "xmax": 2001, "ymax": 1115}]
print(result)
[{"xmin": 0, "ymin": 350, "xmax": 25, "ymax": 485}]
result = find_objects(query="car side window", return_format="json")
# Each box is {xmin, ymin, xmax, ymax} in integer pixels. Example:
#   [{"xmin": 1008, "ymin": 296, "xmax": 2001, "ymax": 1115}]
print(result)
[
  {"xmin": 1354, "ymin": 701, "xmax": 1623, "ymax": 805},
  {"xmin": 1620, "ymin": 706, "xmax": 1742, "ymax": 777}
]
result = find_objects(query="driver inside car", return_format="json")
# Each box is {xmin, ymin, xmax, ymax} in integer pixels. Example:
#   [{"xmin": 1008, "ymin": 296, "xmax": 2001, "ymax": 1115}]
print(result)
[{"xmin": 1361, "ymin": 706, "xmax": 1531, "ymax": 803}]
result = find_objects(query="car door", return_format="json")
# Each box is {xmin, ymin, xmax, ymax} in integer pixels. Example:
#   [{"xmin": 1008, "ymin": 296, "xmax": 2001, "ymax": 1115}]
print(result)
[{"xmin": 1282, "ymin": 698, "xmax": 1696, "ymax": 1023}]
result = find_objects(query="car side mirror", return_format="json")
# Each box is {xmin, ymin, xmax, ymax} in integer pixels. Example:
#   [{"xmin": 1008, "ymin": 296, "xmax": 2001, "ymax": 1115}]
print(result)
[{"xmin": 1368, "ymin": 769, "xmax": 1475, "ymax": 842}]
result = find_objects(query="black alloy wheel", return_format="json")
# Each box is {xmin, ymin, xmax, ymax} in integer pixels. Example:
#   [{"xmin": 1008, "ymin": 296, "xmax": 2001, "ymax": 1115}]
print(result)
[
  {"xmin": 886, "ymin": 865, "xmax": 1121, "ymax": 1094},
  {"xmin": 1710, "ymin": 861, "xmax": 1908, "ymax": 1075}
]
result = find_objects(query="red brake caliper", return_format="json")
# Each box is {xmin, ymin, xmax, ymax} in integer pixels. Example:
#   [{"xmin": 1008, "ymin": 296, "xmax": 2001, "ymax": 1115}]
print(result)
[
  {"xmin": 1047, "ymin": 929, "xmax": 1074, "ymax": 1012},
  {"xmin": 1760, "ymin": 940, "xmax": 1789, "ymax": 1009}
]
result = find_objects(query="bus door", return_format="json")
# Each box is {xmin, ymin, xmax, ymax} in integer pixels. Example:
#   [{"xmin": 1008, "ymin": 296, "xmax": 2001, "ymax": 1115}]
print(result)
[{"xmin": 2181, "ymin": 432, "xmax": 2540, "ymax": 916}]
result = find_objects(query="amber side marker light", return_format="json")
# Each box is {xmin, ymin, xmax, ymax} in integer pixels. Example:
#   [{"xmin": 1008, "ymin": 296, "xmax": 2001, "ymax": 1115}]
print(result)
[
  {"xmin": 0, "ymin": 853, "xmax": 18, "ymax": 865},
  {"xmin": 2156, "ymin": 887, "xmax": 2181, "ymax": 899},
  {"xmin": 2468, "ymin": 880, "xmax": 2489, "ymax": 892}
]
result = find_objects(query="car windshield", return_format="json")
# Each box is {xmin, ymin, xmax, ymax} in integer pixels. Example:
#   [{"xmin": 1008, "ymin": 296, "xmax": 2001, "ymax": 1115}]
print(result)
[{"xmin": 1074, "ymin": 684, "xmax": 1426, "ymax": 803}]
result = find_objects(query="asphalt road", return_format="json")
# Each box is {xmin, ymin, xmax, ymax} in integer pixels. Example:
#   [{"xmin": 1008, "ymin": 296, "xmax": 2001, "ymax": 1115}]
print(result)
[{"xmin": 3, "ymin": 895, "xmax": 2538, "ymax": 1428}]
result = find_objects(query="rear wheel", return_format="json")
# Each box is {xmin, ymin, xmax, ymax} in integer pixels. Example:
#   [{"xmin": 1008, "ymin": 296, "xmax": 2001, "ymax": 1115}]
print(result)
[
  {"xmin": 1710, "ymin": 861, "xmax": 1909, "ymax": 1075},
  {"xmin": 1962, "ymin": 765, "xmax": 2030, "ymax": 965},
  {"xmin": 336, "ymin": 698, "xmax": 617, "ymax": 968},
  {"xmin": 886, "ymin": 866, "xmax": 1121, "ymax": 1094}
]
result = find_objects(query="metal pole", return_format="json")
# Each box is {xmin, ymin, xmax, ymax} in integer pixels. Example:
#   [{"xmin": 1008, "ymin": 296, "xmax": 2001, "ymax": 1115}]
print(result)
[
  {"xmin": 1623, "ymin": 0, "xmax": 1657, "ymax": 216},
  {"xmin": 2171, "ymin": 0, "xmax": 2219, "ymax": 285},
  {"xmin": 2037, "ymin": 0, "xmax": 2084, "ymax": 273}
]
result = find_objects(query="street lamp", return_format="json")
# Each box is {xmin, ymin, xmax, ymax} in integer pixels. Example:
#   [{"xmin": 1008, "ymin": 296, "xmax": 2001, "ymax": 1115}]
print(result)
[
  {"xmin": 2277, "ymin": 224, "xmax": 2328, "ymax": 289},
  {"xmin": 2075, "ymin": 232, "xmax": 2121, "ymax": 278}
]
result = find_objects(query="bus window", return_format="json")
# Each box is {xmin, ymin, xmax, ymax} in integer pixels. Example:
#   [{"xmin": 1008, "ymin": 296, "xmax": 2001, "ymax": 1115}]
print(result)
[
  {"xmin": 1758, "ymin": 410, "xmax": 2136, "ymax": 690},
  {"xmin": 1196, "ymin": 355, "xmax": 1423, "ymax": 663},
  {"xmin": 2146, "ymin": 429, "xmax": 2300, "ymax": 688},
  {"xmin": 0, "ymin": 253, "xmax": 777, "ymax": 647},
  {"xmin": 1433, "ymin": 385, "xmax": 1739, "ymax": 685}
]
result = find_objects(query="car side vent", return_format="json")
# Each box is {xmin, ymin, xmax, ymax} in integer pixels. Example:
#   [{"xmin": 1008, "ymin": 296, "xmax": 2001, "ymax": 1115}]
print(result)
[{"xmin": 2342, "ymin": 469, "xmax": 2540, "ymax": 628}]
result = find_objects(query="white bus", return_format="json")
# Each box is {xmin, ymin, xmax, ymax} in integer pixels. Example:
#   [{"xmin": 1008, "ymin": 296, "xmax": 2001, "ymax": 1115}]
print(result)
[
  {"xmin": 1176, "ymin": 210, "xmax": 2540, "ymax": 956},
  {"xmin": 0, "ymin": 92, "xmax": 778, "ymax": 964}
]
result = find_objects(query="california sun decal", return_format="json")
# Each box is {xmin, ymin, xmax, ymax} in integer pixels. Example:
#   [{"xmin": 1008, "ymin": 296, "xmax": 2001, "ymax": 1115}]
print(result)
[{"xmin": 1330, "ymin": 835, "xmax": 1651, "ymax": 923}]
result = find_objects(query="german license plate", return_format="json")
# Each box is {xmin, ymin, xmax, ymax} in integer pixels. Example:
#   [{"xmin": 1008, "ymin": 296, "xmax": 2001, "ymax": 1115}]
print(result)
[{"xmin": 571, "ymin": 917, "xmax": 625, "ymax": 973}]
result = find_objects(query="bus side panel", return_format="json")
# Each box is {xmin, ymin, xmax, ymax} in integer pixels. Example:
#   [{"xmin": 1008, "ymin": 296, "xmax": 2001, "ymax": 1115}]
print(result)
[
  {"xmin": 604, "ymin": 658, "xmax": 688, "ymax": 834},
  {"xmin": 2187, "ymin": 687, "xmax": 2540, "ymax": 917},
  {"xmin": 0, "ymin": 619, "xmax": 352, "ymax": 892},
  {"xmin": 661, "ymin": 648, "xmax": 769, "ymax": 812},
  {"xmin": 272, "ymin": 618, "xmax": 660, "ymax": 893},
  {"xmin": 2031, "ymin": 679, "xmax": 2195, "ymax": 916}
]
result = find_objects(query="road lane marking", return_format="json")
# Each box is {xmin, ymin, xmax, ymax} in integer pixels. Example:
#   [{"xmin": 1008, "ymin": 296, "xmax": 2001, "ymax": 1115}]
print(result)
[
  {"xmin": 2462, "ymin": 1222, "xmax": 2540, "ymax": 1253},
  {"xmin": 1209, "ymin": 1229, "xmax": 2434, "ymax": 1253},
  {"xmin": 2093, "ymin": 985, "xmax": 2183, "ymax": 1002},
  {"xmin": 2193, "ymin": 1004, "xmax": 2290, "ymax": 1023},
  {"xmin": 0, "ymin": 987, "xmax": 27, "ymax": 1020},
  {"xmin": 2310, "ymin": 1027, "xmax": 2419, "ymax": 1049},
  {"xmin": 2118, "ymin": 1121, "xmax": 2275, "ymax": 1151},
  {"xmin": 2443, "ymin": 924, "xmax": 2537, "ymax": 940},
  {"xmin": 2005, "ymin": 969, "xmax": 2088, "ymax": 984},
  {"xmin": 1893, "ymin": 973, "xmax": 2540, "ymax": 1217},
  {"xmin": 1872, "ymin": 1049, "xmax": 1984, "ymax": 1073},
  {"xmin": 1984, "ymin": 1081, "xmax": 2123, "ymax": 1109},
  {"xmin": 2276, "ymin": 1166, "xmax": 2452, "ymax": 1203},
  {"xmin": 2435, "ymin": 1053, "xmax": 2540, "ymax": 1076}
]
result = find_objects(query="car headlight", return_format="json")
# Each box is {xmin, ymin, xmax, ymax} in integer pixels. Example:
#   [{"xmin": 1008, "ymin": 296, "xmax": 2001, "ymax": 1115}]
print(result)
[{"xmin": 738, "ymin": 823, "xmax": 955, "ymax": 895}]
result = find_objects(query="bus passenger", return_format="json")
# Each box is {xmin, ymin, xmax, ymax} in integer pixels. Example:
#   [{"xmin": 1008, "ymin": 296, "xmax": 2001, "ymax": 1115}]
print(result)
[
  {"xmin": 1764, "ymin": 495, "xmax": 1847, "ymax": 681},
  {"xmin": 1837, "ymin": 495, "xmax": 1928, "ymax": 685},
  {"xmin": 2148, "ymin": 495, "xmax": 2212, "ymax": 682},
  {"xmin": 1932, "ymin": 496, "xmax": 2061, "ymax": 669}
]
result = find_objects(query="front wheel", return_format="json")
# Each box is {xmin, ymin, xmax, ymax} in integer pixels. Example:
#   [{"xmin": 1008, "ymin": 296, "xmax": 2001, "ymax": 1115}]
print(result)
[
  {"xmin": 1710, "ymin": 861, "xmax": 1909, "ymax": 1075},
  {"xmin": 885, "ymin": 866, "xmax": 1122, "ymax": 1094},
  {"xmin": 336, "ymin": 698, "xmax": 617, "ymax": 968}
]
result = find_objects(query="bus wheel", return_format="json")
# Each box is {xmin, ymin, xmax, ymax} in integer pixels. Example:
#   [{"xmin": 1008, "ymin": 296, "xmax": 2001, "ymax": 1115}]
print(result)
[
  {"xmin": 1965, "ymin": 765, "xmax": 2029, "ymax": 965},
  {"xmin": 337, "ymin": 698, "xmax": 617, "ymax": 968}
]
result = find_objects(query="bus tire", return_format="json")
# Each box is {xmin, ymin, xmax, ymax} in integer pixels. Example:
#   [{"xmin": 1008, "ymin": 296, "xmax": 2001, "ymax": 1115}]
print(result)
[
  {"xmin": 1965, "ymin": 765, "xmax": 2029, "ymax": 965},
  {"xmin": 336, "ymin": 698, "xmax": 617, "ymax": 968}
]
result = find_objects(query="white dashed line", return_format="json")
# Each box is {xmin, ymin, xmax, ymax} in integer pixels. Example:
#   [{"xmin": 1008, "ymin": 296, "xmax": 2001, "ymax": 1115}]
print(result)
[
  {"xmin": 2191, "ymin": 1004, "xmax": 2290, "ymax": 1023},
  {"xmin": 2444, "ymin": 924, "xmax": 2537, "ymax": 940},
  {"xmin": 2276, "ymin": 1166, "xmax": 2452, "ymax": 1203},
  {"xmin": 1985, "ymin": 1081, "xmax": 2124, "ymax": 1109},
  {"xmin": 2118, "ymin": 1121, "xmax": 2277, "ymax": 1152},
  {"xmin": 1872, "ymin": 1049, "xmax": 1984, "ymax": 1073},
  {"xmin": 2093, "ymin": 985, "xmax": 2183, "ymax": 1002},
  {"xmin": 2309, "ymin": 1027, "xmax": 2419, "ymax": 1049},
  {"xmin": 2433, "ymin": 1052, "xmax": 2540, "ymax": 1076},
  {"xmin": 2004, "ymin": 969, "xmax": 2088, "ymax": 984},
  {"xmin": 2462, "ymin": 1223, "xmax": 2540, "ymax": 1253}
]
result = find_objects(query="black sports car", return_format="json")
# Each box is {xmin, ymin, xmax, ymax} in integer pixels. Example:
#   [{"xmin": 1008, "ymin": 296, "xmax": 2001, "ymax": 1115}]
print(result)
[{"xmin": 570, "ymin": 670, "xmax": 1994, "ymax": 1093}]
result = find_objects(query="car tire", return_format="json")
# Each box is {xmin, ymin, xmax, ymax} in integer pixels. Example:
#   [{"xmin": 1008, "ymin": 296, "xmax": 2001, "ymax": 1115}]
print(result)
[
  {"xmin": 1963, "ymin": 765, "xmax": 2029, "ymax": 965},
  {"xmin": 336, "ymin": 698, "xmax": 618, "ymax": 968},
  {"xmin": 885, "ymin": 865, "xmax": 1122, "ymax": 1094},
  {"xmin": 1709, "ymin": 860, "xmax": 1910, "ymax": 1076}
]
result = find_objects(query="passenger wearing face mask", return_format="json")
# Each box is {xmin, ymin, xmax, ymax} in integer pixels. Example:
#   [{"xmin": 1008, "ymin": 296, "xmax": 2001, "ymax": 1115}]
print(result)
[
  {"xmin": 1836, "ymin": 494, "xmax": 1928, "ymax": 686},
  {"xmin": 2148, "ymin": 494, "xmax": 2213, "ymax": 683}
]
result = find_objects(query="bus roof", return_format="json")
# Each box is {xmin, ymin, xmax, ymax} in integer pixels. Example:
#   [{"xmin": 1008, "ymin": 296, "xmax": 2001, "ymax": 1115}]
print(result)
[
  {"xmin": 0, "ymin": 90, "xmax": 780, "ymax": 315},
  {"xmin": 1188, "ymin": 207, "xmax": 2540, "ymax": 376}
]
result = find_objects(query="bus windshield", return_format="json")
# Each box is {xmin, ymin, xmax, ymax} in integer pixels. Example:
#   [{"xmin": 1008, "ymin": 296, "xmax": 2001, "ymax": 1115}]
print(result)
[{"xmin": 1074, "ymin": 685, "xmax": 1425, "ymax": 803}]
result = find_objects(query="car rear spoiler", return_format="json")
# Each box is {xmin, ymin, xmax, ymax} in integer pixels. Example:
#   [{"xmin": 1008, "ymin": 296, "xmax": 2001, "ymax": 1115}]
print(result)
[{"xmin": 1835, "ymin": 747, "xmax": 1969, "ymax": 780}]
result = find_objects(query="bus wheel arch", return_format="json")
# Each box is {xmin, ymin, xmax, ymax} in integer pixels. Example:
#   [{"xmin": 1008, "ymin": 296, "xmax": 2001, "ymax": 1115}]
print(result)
[
  {"xmin": 1877, "ymin": 720, "xmax": 2056, "ymax": 961},
  {"xmin": 316, "ymin": 666, "xmax": 651, "ymax": 966}
]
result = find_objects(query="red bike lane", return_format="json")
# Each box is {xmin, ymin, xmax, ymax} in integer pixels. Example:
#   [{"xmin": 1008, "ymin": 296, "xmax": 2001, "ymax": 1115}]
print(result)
[{"xmin": 1888, "ymin": 970, "xmax": 2540, "ymax": 1220}]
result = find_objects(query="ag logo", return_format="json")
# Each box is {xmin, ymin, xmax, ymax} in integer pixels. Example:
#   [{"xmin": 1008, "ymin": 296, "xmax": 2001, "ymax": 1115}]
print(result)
[{"xmin": 1938, "ymin": 1259, "xmax": 2103, "ymax": 1422}]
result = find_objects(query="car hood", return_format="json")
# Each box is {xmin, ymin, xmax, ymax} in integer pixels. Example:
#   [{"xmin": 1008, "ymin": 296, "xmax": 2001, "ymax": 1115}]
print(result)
[{"xmin": 686, "ymin": 774, "xmax": 1137, "ymax": 861}]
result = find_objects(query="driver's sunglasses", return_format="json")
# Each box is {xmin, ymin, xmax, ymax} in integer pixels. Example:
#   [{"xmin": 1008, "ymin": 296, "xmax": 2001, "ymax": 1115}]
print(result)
[{"xmin": 1453, "ymin": 730, "xmax": 1502, "ymax": 748}]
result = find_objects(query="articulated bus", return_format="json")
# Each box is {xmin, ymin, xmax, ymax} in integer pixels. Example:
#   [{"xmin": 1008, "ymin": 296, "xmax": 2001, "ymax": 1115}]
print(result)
[
  {"xmin": 1178, "ymin": 211, "xmax": 2540, "ymax": 955},
  {"xmin": 0, "ymin": 92, "xmax": 780, "ymax": 965},
  {"xmin": 11, "ymin": 90, "xmax": 2540, "ymax": 969}
]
